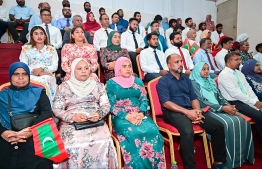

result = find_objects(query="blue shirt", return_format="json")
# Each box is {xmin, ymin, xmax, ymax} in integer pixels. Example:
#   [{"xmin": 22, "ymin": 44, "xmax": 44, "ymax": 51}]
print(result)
[
  {"xmin": 9, "ymin": 5, "xmax": 34, "ymax": 20},
  {"xmin": 193, "ymin": 48, "xmax": 219, "ymax": 73},
  {"xmin": 156, "ymin": 72, "xmax": 197, "ymax": 110},
  {"xmin": 28, "ymin": 14, "xmax": 57, "ymax": 32},
  {"xmin": 56, "ymin": 17, "xmax": 72, "ymax": 30},
  {"xmin": 144, "ymin": 34, "xmax": 168, "ymax": 52},
  {"xmin": 108, "ymin": 23, "xmax": 125, "ymax": 34},
  {"xmin": 117, "ymin": 18, "xmax": 128, "ymax": 29}
]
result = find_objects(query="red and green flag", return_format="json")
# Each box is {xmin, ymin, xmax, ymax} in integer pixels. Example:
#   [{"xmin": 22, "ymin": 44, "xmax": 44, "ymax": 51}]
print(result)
[
  {"xmin": 182, "ymin": 38, "xmax": 190, "ymax": 50},
  {"xmin": 30, "ymin": 118, "xmax": 70, "ymax": 162},
  {"xmin": 189, "ymin": 42, "xmax": 200, "ymax": 56}
]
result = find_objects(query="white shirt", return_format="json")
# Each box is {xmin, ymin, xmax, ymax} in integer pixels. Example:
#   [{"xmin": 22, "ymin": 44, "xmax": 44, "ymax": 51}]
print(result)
[
  {"xmin": 39, "ymin": 23, "xmax": 62, "ymax": 49},
  {"xmin": 93, "ymin": 27, "xmax": 113, "ymax": 51},
  {"xmin": 165, "ymin": 46, "xmax": 194, "ymax": 73},
  {"xmin": 211, "ymin": 31, "xmax": 224, "ymax": 45},
  {"xmin": 215, "ymin": 48, "xmax": 228, "ymax": 70},
  {"xmin": 166, "ymin": 27, "xmax": 173, "ymax": 48},
  {"xmin": 254, "ymin": 52, "xmax": 262, "ymax": 66},
  {"xmin": 196, "ymin": 30, "xmax": 202, "ymax": 42},
  {"xmin": 121, "ymin": 30, "xmax": 145, "ymax": 52},
  {"xmin": 218, "ymin": 67, "xmax": 259, "ymax": 108},
  {"xmin": 136, "ymin": 24, "xmax": 146, "ymax": 39},
  {"xmin": 147, "ymin": 26, "xmax": 164, "ymax": 37},
  {"xmin": 0, "ymin": 6, "xmax": 9, "ymax": 21},
  {"xmin": 182, "ymin": 27, "xmax": 191, "ymax": 42},
  {"xmin": 140, "ymin": 47, "xmax": 168, "ymax": 75}
]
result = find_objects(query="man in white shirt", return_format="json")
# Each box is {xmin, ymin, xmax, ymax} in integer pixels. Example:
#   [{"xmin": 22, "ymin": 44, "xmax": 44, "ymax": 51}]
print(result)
[
  {"xmin": 196, "ymin": 22, "xmax": 206, "ymax": 41},
  {"xmin": 254, "ymin": 43, "xmax": 262, "ymax": 66},
  {"xmin": 0, "ymin": 0, "xmax": 9, "ymax": 42},
  {"xmin": 140, "ymin": 33, "xmax": 168, "ymax": 82},
  {"xmin": 215, "ymin": 37, "xmax": 233, "ymax": 70},
  {"xmin": 211, "ymin": 23, "xmax": 224, "ymax": 45},
  {"xmin": 147, "ymin": 15, "xmax": 165, "ymax": 36},
  {"xmin": 166, "ymin": 19, "xmax": 177, "ymax": 48},
  {"xmin": 165, "ymin": 32, "xmax": 194, "ymax": 76},
  {"xmin": 218, "ymin": 52, "xmax": 262, "ymax": 142},
  {"xmin": 181, "ymin": 17, "xmax": 193, "ymax": 41},
  {"xmin": 134, "ymin": 12, "xmax": 146, "ymax": 39}
]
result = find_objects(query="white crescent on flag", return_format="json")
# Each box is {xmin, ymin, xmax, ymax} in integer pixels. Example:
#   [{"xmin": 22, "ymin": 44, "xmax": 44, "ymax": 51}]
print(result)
[{"xmin": 42, "ymin": 137, "xmax": 54, "ymax": 147}]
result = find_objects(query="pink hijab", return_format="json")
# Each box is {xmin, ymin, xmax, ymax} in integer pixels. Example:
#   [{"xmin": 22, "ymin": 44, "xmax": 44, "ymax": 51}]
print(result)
[
  {"xmin": 112, "ymin": 57, "xmax": 135, "ymax": 88},
  {"xmin": 205, "ymin": 15, "xmax": 215, "ymax": 31}
]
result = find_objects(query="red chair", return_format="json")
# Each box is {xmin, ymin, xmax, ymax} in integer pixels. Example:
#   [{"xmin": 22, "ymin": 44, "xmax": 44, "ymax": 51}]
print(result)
[
  {"xmin": 136, "ymin": 55, "xmax": 148, "ymax": 87},
  {"xmin": 147, "ymin": 77, "xmax": 212, "ymax": 168}
]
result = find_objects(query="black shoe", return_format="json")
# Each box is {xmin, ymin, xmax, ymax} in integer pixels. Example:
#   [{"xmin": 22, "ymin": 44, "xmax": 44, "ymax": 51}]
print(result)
[{"xmin": 56, "ymin": 77, "xmax": 62, "ymax": 85}]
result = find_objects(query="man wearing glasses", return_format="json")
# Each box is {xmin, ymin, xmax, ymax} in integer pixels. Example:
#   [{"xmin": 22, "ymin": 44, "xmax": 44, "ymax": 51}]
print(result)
[{"xmin": 57, "ymin": 5, "xmax": 72, "ymax": 37}]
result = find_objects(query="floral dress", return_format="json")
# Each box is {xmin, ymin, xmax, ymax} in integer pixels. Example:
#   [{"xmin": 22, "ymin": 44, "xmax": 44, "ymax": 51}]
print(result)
[
  {"xmin": 106, "ymin": 78, "xmax": 165, "ymax": 169},
  {"xmin": 19, "ymin": 45, "xmax": 58, "ymax": 103},
  {"xmin": 61, "ymin": 43, "xmax": 99, "ymax": 81},
  {"xmin": 246, "ymin": 76, "xmax": 262, "ymax": 101},
  {"xmin": 52, "ymin": 82, "xmax": 118, "ymax": 169}
]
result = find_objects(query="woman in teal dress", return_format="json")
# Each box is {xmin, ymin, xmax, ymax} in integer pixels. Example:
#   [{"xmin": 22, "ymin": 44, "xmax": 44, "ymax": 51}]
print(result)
[
  {"xmin": 106, "ymin": 57, "xmax": 165, "ymax": 169},
  {"xmin": 189, "ymin": 62, "xmax": 254, "ymax": 169}
]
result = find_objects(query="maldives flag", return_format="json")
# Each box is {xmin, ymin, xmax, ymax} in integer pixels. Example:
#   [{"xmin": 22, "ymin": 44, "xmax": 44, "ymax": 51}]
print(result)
[
  {"xmin": 30, "ymin": 118, "xmax": 70, "ymax": 162},
  {"xmin": 182, "ymin": 38, "xmax": 190, "ymax": 50},
  {"xmin": 189, "ymin": 42, "xmax": 200, "ymax": 56}
]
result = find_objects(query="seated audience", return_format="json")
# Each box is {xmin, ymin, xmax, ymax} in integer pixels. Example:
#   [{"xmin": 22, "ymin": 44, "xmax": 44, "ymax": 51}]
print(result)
[
  {"xmin": 193, "ymin": 38, "xmax": 220, "ymax": 78},
  {"xmin": 161, "ymin": 17, "xmax": 169, "ymax": 32},
  {"xmin": 165, "ymin": 32, "xmax": 194, "ymax": 76},
  {"xmin": 144, "ymin": 21, "xmax": 168, "ymax": 52},
  {"xmin": 175, "ymin": 18, "xmax": 185, "ymax": 30},
  {"xmin": 147, "ymin": 15, "xmax": 165, "ymax": 36},
  {"xmin": 192, "ymin": 22, "xmax": 196, "ymax": 31},
  {"xmin": 254, "ymin": 43, "xmax": 262, "ymax": 65},
  {"xmin": 211, "ymin": 24, "xmax": 224, "ymax": 45},
  {"xmin": 196, "ymin": 22, "xmax": 206, "ymax": 41},
  {"xmin": 211, "ymin": 35, "xmax": 228, "ymax": 57},
  {"xmin": 215, "ymin": 37, "xmax": 233, "ymax": 70},
  {"xmin": 166, "ymin": 19, "xmax": 177, "ymax": 48},
  {"xmin": 97, "ymin": 7, "xmax": 106, "ymax": 22},
  {"xmin": 140, "ymin": 33, "xmax": 168, "ymax": 82},
  {"xmin": 93, "ymin": 14, "xmax": 112, "ymax": 51},
  {"xmin": 63, "ymin": 15, "xmax": 92, "ymax": 47},
  {"xmin": 100, "ymin": 31, "xmax": 130, "ymax": 81},
  {"xmin": 156, "ymin": 53, "xmax": 226, "ymax": 169},
  {"xmin": 108, "ymin": 13, "xmax": 125, "ymax": 34},
  {"xmin": 19, "ymin": 26, "xmax": 58, "ymax": 102},
  {"xmin": 54, "ymin": 0, "xmax": 72, "ymax": 20},
  {"xmin": 117, "ymin": 9, "xmax": 128, "ymax": 29},
  {"xmin": 218, "ymin": 52, "xmax": 262, "ymax": 143},
  {"xmin": 106, "ymin": 57, "xmax": 165, "ymax": 168},
  {"xmin": 187, "ymin": 29, "xmax": 199, "ymax": 46},
  {"xmin": 173, "ymin": 27, "xmax": 182, "ymax": 34},
  {"xmin": 232, "ymin": 33, "xmax": 249, "ymax": 50},
  {"xmin": 53, "ymin": 58, "xmax": 118, "ymax": 169},
  {"xmin": 8, "ymin": 0, "xmax": 34, "ymax": 44},
  {"xmin": 83, "ymin": 12, "xmax": 101, "ymax": 40},
  {"xmin": 56, "ymin": 5, "xmax": 72, "ymax": 36},
  {"xmin": 0, "ymin": 0, "xmax": 9, "ymax": 42},
  {"xmin": 62, "ymin": 26, "xmax": 99, "ymax": 81},
  {"xmin": 182, "ymin": 17, "xmax": 193, "ymax": 41},
  {"xmin": 205, "ymin": 14, "xmax": 215, "ymax": 31},
  {"xmin": 82, "ymin": 1, "xmax": 91, "ymax": 23},
  {"xmin": 134, "ymin": 11, "xmax": 146, "ymax": 38},
  {"xmin": 239, "ymin": 41, "xmax": 252, "ymax": 65},
  {"xmin": 0, "ymin": 62, "xmax": 53, "ymax": 169},
  {"xmin": 200, "ymin": 30, "xmax": 211, "ymax": 40},
  {"xmin": 121, "ymin": 18, "xmax": 145, "ymax": 75},
  {"xmin": 190, "ymin": 62, "xmax": 254, "ymax": 169}
]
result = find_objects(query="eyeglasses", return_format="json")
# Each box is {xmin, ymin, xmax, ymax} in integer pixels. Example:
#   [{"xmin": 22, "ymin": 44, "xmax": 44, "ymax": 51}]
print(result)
[
  {"xmin": 41, "ymin": 14, "xmax": 51, "ymax": 17},
  {"xmin": 63, "ymin": 9, "xmax": 71, "ymax": 12}
]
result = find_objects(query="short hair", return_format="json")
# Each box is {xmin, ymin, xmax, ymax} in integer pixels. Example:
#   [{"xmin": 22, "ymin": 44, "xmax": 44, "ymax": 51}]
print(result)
[
  {"xmin": 154, "ymin": 15, "xmax": 162, "ymax": 21},
  {"xmin": 169, "ymin": 19, "xmax": 177, "ymax": 27},
  {"xmin": 238, "ymin": 41, "xmax": 245, "ymax": 49},
  {"xmin": 256, "ymin": 43, "xmax": 262, "ymax": 52},
  {"xmin": 169, "ymin": 32, "xmax": 181, "ymax": 41},
  {"xmin": 63, "ymin": 3, "xmax": 70, "ymax": 8},
  {"xmin": 150, "ymin": 21, "xmax": 159, "ymax": 27},
  {"xmin": 185, "ymin": 17, "xmax": 192, "ymax": 24},
  {"xmin": 198, "ymin": 22, "xmax": 206, "ymax": 30},
  {"xmin": 216, "ymin": 23, "xmax": 223, "ymax": 29},
  {"xmin": 133, "ymin": 11, "xmax": 140, "ymax": 18},
  {"xmin": 72, "ymin": 15, "xmax": 82, "ymax": 21},
  {"xmin": 173, "ymin": 27, "xmax": 181, "ymax": 32},
  {"xmin": 200, "ymin": 38, "xmax": 211, "ymax": 47},
  {"xmin": 117, "ymin": 9, "xmax": 123, "ymax": 14},
  {"xmin": 111, "ymin": 12, "xmax": 118, "ymax": 18},
  {"xmin": 225, "ymin": 52, "xmax": 240, "ymax": 63},
  {"xmin": 99, "ymin": 7, "xmax": 105, "ymax": 13},
  {"xmin": 84, "ymin": 1, "xmax": 90, "ymax": 7},
  {"xmin": 129, "ymin": 18, "xmax": 138, "ymax": 23},
  {"xmin": 99, "ymin": 14, "xmax": 107, "ymax": 21},
  {"xmin": 40, "ymin": 9, "xmax": 51, "ymax": 15},
  {"xmin": 146, "ymin": 32, "xmax": 158, "ymax": 41},
  {"xmin": 221, "ymin": 37, "xmax": 233, "ymax": 47},
  {"xmin": 41, "ymin": 2, "xmax": 50, "ymax": 8}
]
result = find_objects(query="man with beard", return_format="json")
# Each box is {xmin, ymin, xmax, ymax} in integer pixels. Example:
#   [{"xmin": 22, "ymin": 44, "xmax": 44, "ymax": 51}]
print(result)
[
  {"xmin": 156, "ymin": 53, "xmax": 227, "ymax": 169},
  {"xmin": 54, "ymin": 0, "xmax": 72, "ymax": 20},
  {"xmin": 8, "ymin": 0, "xmax": 34, "ymax": 44},
  {"xmin": 211, "ymin": 23, "xmax": 224, "ymax": 45},
  {"xmin": 57, "ymin": 6, "xmax": 72, "ymax": 32},
  {"xmin": 165, "ymin": 32, "xmax": 194, "ymax": 76},
  {"xmin": 182, "ymin": 17, "xmax": 193, "ymax": 41},
  {"xmin": 108, "ymin": 13, "xmax": 124, "ymax": 34},
  {"xmin": 121, "ymin": 18, "xmax": 145, "ymax": 75},
  {"xmin": 84, "ymin": 1, "xmax": 91, "ymax": 14},
  {"xmin": 166, "ymin": 18, "xmax": 177, "ymax": 48},
  {"xmin": 218, "ymin": 52, "xmax": 262, "ymax": 143},
  {"xmin": 133, "ymin": 11, "xmax": 146, "ymax": 38},
  {"xmin": 140, "ymin": 33, "xmax": 168, "ymax": 82},
  {"xmin": 196, "ymin": 22, "xmax": 206, "ymax": 41},
  {"xmin": 147, "ymin": 15, "xmax": 165, "ymax": 37},
  {"xmin": 117, "ymin": 9, "xmax": 128, "ymax": 29},
  {"xmin": 193, "ymin": 38, "xmax": 220, "ymax": 78}
]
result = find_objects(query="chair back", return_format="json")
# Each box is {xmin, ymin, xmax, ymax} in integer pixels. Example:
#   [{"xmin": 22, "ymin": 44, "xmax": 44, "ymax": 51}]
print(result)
[
  {"xmin": 213, "ymin": 77, "xmax": 218, "ymax": 87},
  {"xmin": 136, "ymin": 55, "xmax": 145, "ymax": 81}
]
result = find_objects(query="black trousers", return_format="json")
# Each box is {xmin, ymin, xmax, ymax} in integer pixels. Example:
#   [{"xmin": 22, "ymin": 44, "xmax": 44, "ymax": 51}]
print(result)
[
  {"xmin": 7, "ymin": 21, "xmax": 29, "ymax": 43},
  {"xmin": 0, "ymin": 21, "xmax": 7, "ymax": 39},
  {"xmin": 229, "ymin": 100, "xmax": 262, "ymax": 142},
  {"xmin": 128, "ymin": 52, "xmax": 139, "ymax": 76},
  {"xmin": 163, "ymin": 109, "xmax": 226, "ymax": 169},
  {"xmin": 56, "ymin": 49, "xmax": 64, "ymax": 75}
]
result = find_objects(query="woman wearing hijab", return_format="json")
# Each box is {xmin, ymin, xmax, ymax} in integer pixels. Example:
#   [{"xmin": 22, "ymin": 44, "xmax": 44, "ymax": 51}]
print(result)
[
  {"xmin": 161, "ymin": 17, "xmax": 169, "ymax": 32},
  {"xmin": 83, "ymin": 12, "xmax": 101, "ymax": 40},
  {"xmin": 100, "ymin": 31, "xmax": 130, "ymax": 81},
  {"xmin": 232, "ymin": 33, "xmax": 249, "ymax": 50},
  {"xmin": 205, "ymin": 15, "xmax": 215, "ymax": 31},
  {"xmin": 187, "ymin": 29, "xmax": 200, "ymax": 46},
  {"xmin": 53, "ymin": 58, "xmax": 118, "ymax": 168},
  {"xmin": 190, "ymin": 62, "xmax": 254, "ymax": 169},
  {"xmin": 106, "ymin": 57, "xmax": 165, "ymax": 168},
  {"xmin": 200, "ymin": 30, "xmax": 215, "ymax": 52},
  {"xmin": 242, "ymin": 59, "xmax": 262, "ymax": 101},
  {"xmin": 0, "ymin": 62, "xmax": 53, "ymax": 169}
]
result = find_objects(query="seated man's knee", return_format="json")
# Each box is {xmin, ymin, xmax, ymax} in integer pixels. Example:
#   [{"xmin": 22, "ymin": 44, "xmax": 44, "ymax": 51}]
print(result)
[{"xmin": 181, "ymin": 127, "xmax": 194, "ymax": 139}]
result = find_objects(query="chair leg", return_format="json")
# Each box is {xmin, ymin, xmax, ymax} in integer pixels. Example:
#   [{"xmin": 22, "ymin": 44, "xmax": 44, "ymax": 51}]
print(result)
[
  {"xmin": 112, "ymin": 136, "xmax": 122, "ymax": 169},
  {"xmin": 165, "ymin": 129, "xmax": 175, "ymax": 163},
  {"xmin": 209, "ymin": 140, "xmax": 214, "ymax": 165},
  {"xmin": 201, "ymin": 131, "xmax": 212, "ymax": 168}
]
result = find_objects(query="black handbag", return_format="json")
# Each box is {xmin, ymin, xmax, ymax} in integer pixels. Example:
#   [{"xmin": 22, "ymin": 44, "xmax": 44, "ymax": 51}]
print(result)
[
  {"xmin": 8, "ymin": 89, "xmax": 38, "ymax": 131},
  {"xmin": 73, "ymin": 119, "xmax": 104, "ymax": 130}
]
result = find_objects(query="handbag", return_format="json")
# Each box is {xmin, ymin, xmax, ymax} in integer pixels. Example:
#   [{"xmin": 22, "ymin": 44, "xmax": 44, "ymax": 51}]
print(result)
[
  {"xmin": 73, "ymin": 119, "xmax": 104, "ymax": 130},
  {"xmin": 8, "ymin": 89, "xmax": 39, "ymax": 131}
]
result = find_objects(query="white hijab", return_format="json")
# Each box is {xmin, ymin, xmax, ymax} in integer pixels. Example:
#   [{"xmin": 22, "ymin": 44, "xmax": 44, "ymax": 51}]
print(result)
[
  {"xmin": 67, "ymin": 58, "xmax": 96, "ymax": 98},
  {"xmin": 236, "ymin": 33, "xmax": 249, "ymax": 42}
]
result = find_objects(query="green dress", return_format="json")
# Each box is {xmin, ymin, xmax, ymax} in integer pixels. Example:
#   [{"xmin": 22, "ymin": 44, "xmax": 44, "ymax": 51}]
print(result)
[
  {"xmin": 106, "ymin": 78, "xmax": 165, "ymax": 169},
  {"xmin": 192, "ymin": 80, "xmax": 254, "ymax": 169}
]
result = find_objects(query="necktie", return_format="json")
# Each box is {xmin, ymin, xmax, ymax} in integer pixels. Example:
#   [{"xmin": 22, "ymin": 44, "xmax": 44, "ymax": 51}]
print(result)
[
  {"xmin": 233, "ymin": 71, "xmax": 246, "ymax": 94},
  {"xmin": 178, "ymin": 47, "xmax": 188, "ymax": 70},
  {"xmin": 219, "ymin": 34, "xmax": 221, "ymax": 38},
  {"xmin": 66, "ymin": 19, "xmax": 70, "ymax": 27},
  {"xmin": 205, "ymin": 50, "xmax": 215, "ymax": 70},
  {"xmin": 45, "ymin": 24, "xmax": 50, "ymax": 43},
  {"xmin": 132, "ymin": 31, "xmax": 138, "ymax": 49},
  {"xmin": 105, "ymin": 29, "xmax": 109, "ymax": 36},
  {"xmin": 154, "ymin": 50, "xmax": 163, "ymax": 70},
  {"xmin": 138, "ymin": 25, "xmax": 140, "ymax": 34},
  {"xmin": 114, "ymin": 24, "xmax": 117, "ymax": 31}
]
